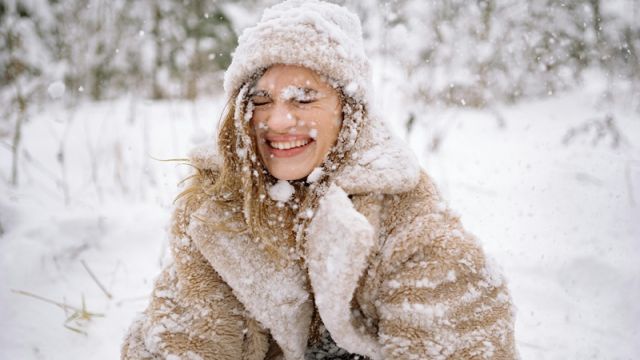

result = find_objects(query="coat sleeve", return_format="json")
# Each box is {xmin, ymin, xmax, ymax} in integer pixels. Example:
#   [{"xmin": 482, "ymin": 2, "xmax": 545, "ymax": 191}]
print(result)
[
  {"xmin": 375, "ymin": 174, "xmax": 518, "ymax": 359},
  {"xmin": 121, "ymin": 173, "xmax": 269, "ymax": 360}
]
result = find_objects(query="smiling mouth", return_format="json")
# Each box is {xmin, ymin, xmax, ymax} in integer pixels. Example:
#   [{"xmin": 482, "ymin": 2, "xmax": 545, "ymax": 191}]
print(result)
[
  {"xmin": 266, "ymin": 138, "xmax": 314, "ymax": 158},
  {"xmin": 268, "ymin": 139, "xmax": 312, "ymax": 150}
]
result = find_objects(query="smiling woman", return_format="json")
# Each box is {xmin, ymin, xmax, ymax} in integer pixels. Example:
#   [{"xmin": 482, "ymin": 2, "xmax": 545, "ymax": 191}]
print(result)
[{"xmin": 121, "ymin": 1, "xmax": 518, "ymax": 359}]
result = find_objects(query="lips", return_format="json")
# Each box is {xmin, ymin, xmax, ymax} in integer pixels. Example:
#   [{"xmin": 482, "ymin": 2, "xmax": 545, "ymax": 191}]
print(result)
[
  {"xmin": 269, "ymin": 138, "xmax": 311, "ymax": 150},
  {"xmin": 264, "ymin": 136, "xmax": 314, "ymax": 158}
]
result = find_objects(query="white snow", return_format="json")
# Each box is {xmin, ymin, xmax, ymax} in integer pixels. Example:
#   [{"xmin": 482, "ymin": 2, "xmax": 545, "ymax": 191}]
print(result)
[
  {"xmin": 243, "ymin": 101, "xmax": 254, "ymax": 123},
  {"xmin": 47, "ymin": 81, "xmax": 66, "ymax": 99},
  {"xmin": 0, "ymin": 98, "xmax": 221, "ymax": 359},
  {"xmin": 302, "ymin": 208, "xmax": 314, "ymax": 219},
  {"xmin": 0, "ymin": 75, "xmax": 638, "ymax": 359},
  {"xmin": 268, "ymin": 180, "xmax": 295, "ymax": 203},
  {"xmin": 280, "ymin": 86, "xmax": 320, "ymax": 103},
  {"xmin": 306, "ymin": 167, "xmax": 323, "ymax": 183},
  {"xmin": 344, "ymin": 81, "xmax": 358, "ymax": 96},
  {"xmin": 309, "ymin": 128, "xmax": 318, "ymax": 139},
  {"xmin": 280, "ymin": 86, "xmax": 306, "ymax": 101}
]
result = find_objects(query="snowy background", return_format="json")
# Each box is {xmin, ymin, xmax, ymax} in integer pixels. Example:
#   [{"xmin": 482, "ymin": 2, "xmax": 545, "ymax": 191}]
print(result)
[{"xmin": 1, "ymin": 0, "xmax": 639, "ymax": 359}]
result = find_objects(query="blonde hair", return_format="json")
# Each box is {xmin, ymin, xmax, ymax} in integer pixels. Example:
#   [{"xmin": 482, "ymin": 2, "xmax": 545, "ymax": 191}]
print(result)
[{"xmin": 179, "ymin": 73, "xmax": 366, "ymax": 267}]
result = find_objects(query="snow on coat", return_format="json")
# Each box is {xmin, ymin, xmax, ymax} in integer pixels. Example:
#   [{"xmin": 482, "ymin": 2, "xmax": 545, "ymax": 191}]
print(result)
[{"xmin": 121, "ymin": 115, "xmax": 518, "ymax": 359}]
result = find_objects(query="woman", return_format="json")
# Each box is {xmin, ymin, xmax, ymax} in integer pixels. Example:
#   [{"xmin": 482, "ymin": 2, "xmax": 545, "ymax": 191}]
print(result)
[{"xmin": 121, "ymin": 1, "xmax": 517, "ymax": 359}]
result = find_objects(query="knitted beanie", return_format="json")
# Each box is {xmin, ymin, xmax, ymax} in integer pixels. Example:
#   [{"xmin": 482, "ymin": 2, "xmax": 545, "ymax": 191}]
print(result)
[{"xmin": 223, "ymin": 0, "xmax": 372, "ymax": 106}]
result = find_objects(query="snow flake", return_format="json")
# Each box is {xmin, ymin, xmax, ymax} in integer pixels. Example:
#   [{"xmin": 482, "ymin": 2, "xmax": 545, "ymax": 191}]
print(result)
[
  {"xmin": 280, "ymin": 85, "xmax": 320, "ymax": 103},
  {"xmin": 302, "ymin": 208, "xmax": 314, "ymax": 219},
  {"xmin": 47, "ymin": 81, "xmax": 65, "ymax": 99},
  {"xmin": 243, "ymin": 101, "xmax": 254, "ymax": 122},
  {"xmin": 345, "ymin": 81, "xmax": 358, "ymax": 96},
  {"xmin": 268, "ymin": 180, "xmax": 294, "ymax": 203},
  {"xmin": 281, "ymin": 86, "xmax": 306, "ymax": 101},
  {"xmin": 446, "ymin": 270, "xmax": 457, "ymax": 282},
  {"xmin": 386, "ymin": 280, "xmax": 401, "ymax": 289}
]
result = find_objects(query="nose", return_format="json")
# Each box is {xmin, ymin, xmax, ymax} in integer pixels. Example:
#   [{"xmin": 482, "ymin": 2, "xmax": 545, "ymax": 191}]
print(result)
[{"xmin": 265, "ymin": 103, "xmax": 296, "ymax": 133}]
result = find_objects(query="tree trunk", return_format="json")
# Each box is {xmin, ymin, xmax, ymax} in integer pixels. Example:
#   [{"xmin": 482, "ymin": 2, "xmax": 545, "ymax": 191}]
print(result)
[
  {"xmin": 152, "ymin": 3, "xmax": 164, "ymax": 99},
  {"xmin": 11, "ymin": 88, "xmax": 26, "ymax": 187}
]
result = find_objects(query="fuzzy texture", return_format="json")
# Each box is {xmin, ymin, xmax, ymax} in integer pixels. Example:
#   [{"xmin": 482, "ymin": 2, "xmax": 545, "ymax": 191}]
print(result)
[
  {"xmin": 123, "ymin": 2, "xmax": 516, "ymax": 358},
  {"xmin": 224, "ymin": 0, "xmax": 372, "ymax": 105},
  {"xmin": 120, "ymin": 185, "xmax": 270, "ymax": 360},
  {"xmin": 121, "ymin": 117, "xmax": 518, "ymax": 359}
]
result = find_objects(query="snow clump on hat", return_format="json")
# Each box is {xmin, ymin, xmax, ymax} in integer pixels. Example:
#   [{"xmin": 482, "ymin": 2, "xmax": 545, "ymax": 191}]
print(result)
[{"xmin": 224, "ymin": 0, "xmax": 372, "ymax": 106}]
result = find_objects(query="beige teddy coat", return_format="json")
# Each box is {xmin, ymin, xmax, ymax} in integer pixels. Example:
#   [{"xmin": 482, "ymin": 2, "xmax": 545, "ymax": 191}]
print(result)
[{"xmin": 121, "ymin": 117, "xmax": 518, "ymax": 360}]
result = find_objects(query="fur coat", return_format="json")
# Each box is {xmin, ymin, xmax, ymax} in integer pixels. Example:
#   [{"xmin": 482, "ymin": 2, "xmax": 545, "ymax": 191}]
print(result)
[{"xmin": 121, "ymin": 117, "xmax": 518, "ymax": 360}]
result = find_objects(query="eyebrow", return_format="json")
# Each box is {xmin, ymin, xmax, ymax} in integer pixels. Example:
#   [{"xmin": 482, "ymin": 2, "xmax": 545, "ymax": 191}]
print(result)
[
  {"xmin": 300, "ymin": 87, "xmax": 318, "ymax": 94},
  {"xmin": 250, "ymin": 87, "xmax": 321, "ymax": 100},
  {"xmin": 293, "ymin": 87, "xmax": 318, "ymax": 95},
  {"xmin": 280, "ymin": 86, "xmax": 320, "ymax": 99}
]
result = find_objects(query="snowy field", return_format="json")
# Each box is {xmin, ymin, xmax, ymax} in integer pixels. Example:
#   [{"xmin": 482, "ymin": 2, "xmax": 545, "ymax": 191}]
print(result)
[{"xmin": 1, "ymin": 74, "xmax": 639, "ymax": 359}]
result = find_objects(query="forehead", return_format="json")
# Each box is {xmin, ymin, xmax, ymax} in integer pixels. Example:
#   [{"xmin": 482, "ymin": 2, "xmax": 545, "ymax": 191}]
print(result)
[{"xmin": 255, "ymin": 64, "xmax": 326, "ymax": 91}]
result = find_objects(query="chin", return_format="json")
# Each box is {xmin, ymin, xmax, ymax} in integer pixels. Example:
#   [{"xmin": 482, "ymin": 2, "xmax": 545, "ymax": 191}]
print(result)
[
  {"xmin": 263, "ymin": 156, "xmax": 318, "ymax": 181},
  {"xmin": 266, "ymin": 162, "xmax": 315, "ymax": 181},
  {"xmin": 269, "ymin": 169, "xmax": 308, "ymax": 181}
]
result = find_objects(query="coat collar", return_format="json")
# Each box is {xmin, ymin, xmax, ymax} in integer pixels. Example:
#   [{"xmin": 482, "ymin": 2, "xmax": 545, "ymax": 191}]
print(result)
[
  {"xmin": 304, "ymin": 183, "xmax": 383, "ymax": 359},
  {"xmin": 187, "ymin": 185, "xmax": 384, "ymax": 359},
  {"xmin": 334, "ymin": 115, "xmax": 420, "ymax": 195},
  {"xmin": 186, "ymin": 118, "xmax": 417, "ymax": 359},
  {"xmin": 187, "ymin": 206, "xmax": 313, "ymax": 359}
]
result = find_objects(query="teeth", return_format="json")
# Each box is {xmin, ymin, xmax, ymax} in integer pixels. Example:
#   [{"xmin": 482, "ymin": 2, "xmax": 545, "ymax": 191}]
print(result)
[{"xmin": 270, "ymin": 139, "xmax": 310, "ymax": 150}]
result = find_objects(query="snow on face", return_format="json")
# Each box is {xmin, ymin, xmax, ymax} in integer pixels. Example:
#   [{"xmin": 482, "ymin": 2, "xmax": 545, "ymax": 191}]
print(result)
[
  {"xmin": 250, "ymin": 64, "xmax": 342, "ymax": 181},
  {"xmin": 280, "ymin": 85, "xmax": 324, "ymax": 103}
]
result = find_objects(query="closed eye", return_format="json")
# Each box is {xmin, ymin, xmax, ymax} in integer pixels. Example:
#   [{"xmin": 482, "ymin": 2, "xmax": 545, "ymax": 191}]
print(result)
[
  {"xmin": 251, "ymin": 96, "xmax": 271, "ymax": 106},
  {"xmin": 294, "ymin": 90, "xmax": 319, "ymax": 105}
]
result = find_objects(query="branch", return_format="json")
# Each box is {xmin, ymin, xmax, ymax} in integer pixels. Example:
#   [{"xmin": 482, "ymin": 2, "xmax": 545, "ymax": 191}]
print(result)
[{"xmin": 81, "ymin": 259, "xmax": 113, "ymax": 299}]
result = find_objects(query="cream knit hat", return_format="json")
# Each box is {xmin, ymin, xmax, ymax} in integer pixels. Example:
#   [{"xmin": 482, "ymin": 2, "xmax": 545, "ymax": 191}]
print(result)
[{"xmin": 223, "ymin": 0, "xmax": 372, "ymax": 105}]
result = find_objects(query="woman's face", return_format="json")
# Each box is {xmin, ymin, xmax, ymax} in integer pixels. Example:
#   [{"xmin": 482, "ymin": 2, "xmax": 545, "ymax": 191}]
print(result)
[{"xmin": 250, "ymin": 64, "xmax": 342, "ymax": 181}]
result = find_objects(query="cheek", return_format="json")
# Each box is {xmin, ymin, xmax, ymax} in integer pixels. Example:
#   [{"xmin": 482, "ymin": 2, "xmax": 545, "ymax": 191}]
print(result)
[
  {"xmin": 332, "ymin": 117, "xmax": 342, "ymax": 132},
  {"xmin": 249, "ymin": 124, "xmax": 268, "ymax": 152},
  {"xmin": 252, "ymin": 118, "xmax": 267, "ymax": 134},
  {"xmin": 316, "ymin": 118, "xmax": 341, "ymax": 148}
]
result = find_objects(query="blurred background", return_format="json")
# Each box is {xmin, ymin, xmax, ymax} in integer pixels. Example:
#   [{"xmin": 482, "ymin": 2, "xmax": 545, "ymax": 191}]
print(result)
[{"xmin": 1, "ymin": 0, "xmax": 639, "ymax": 359}]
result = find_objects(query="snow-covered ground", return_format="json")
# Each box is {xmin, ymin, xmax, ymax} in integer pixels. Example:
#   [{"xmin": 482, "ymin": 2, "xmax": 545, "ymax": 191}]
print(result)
[{"xmin": 1, "ymin": 76, "xmax": 638, "ymax": 359}]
